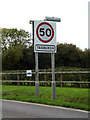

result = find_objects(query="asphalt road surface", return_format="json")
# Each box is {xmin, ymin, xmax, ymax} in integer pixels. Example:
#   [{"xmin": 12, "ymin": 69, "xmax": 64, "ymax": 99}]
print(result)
[{"xmin": 2, "ymin": 100, "xmax": 89, "ymax": 118}]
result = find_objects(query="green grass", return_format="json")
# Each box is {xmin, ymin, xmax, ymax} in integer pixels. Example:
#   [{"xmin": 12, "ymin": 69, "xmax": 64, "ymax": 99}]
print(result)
[{"xmin": 2, "ymin": 85, "xmax": 89, "ymax": 111}]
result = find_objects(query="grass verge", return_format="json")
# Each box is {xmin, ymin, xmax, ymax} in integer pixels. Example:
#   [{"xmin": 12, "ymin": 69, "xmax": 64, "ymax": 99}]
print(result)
[{"xmin": 2, "ymin": 85, "xmax": 89, "ymax": 111}]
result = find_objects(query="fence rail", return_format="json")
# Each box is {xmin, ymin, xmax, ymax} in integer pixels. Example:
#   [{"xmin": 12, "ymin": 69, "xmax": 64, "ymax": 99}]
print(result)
[
  {"xmin": 0, "ymin": 71, "xmax": 90, "ymax": 74},
  {"xmin": 1, "ymin": 80, "xmax": 90, "ymax": 84},
  {"xmin": 1, "ymin": 71, "xmax": 90, "ymax": 87}
]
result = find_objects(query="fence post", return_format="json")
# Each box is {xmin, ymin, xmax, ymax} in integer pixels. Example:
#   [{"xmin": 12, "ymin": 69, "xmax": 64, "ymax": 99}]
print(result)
[
  {"xmin": 44, "ymin": 69, "xmax": 47, "ymax": 86},
  {"xmin": 60, "ymin": 74, "xmax": 63, "ymax": 87},
  {"xmin": 29, "ymin": 76, "xmax": 31, "ymax": 86},
  {"xmin": 5, "ymin": 73, "xmax": 8, "ymax": 85},
  {"xmin": 79, "ymin": 74, "xmax": 82, "ymax": 88},
  {"xmin": 17, "ymin": 71, "xmax": 19, "ymax": 86}
]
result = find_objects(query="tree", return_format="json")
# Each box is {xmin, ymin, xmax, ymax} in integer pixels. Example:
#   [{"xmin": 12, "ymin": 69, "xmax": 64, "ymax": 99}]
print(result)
[
  {"xmin": 1, "ymin": 28, "xmax": 89, "ymax": 70},
  {"xmin": 20, "ymin": 45, "xmax": 35, "ymax": 70},
  {"xmin": 56, "ymin": 43, "xmax": 82, "ymax": 67},
  {"xmin": 2, "ymin": 45, "xmax": 23, "ymax": 70},
  {"xmin": 38, "ymin": 53, "xmax": 51, "ymax": 69},
  {"xmin": 80, "ymin": 48, "xmax": 89, "ymax": 68},
  {"xmin": 1, "ymin": 28, "xmax": 31, "ymax": 52},
  {"xmin": 1, "ymin": 28, "xmax": 32, "ymax": 70}
]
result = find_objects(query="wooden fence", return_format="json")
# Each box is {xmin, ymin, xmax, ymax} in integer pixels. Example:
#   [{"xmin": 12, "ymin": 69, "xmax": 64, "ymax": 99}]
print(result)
[{"xmin": 0, "ymin": 71, "xmax": 90, "ymax": 88}]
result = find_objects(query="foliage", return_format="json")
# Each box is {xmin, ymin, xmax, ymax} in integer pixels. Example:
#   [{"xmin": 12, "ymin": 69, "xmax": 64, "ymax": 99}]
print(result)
[
  {"xmin": 1, "ymin": 28, "xmax": 31, "ymax": 52},
  {"xmin": 56, "ymin": 43, "xmax": 86, "ymax": 67},
  {"xmin": 1, "ymin": 28, "xmax": 31, "ymax": 70},
  {"xmin": 1, "ymin": 28, "xmax": 89, "ymax": 70},
  {"xmin": 2, "ymin": 45, "xmax": 23, "ymax": 70}
]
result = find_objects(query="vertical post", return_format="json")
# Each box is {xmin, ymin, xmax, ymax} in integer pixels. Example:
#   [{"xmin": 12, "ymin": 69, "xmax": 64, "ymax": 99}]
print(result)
[
  {"xmin": 79, "ymin": 74, "xmax": 82, "ymax": 88},
  {"xmin": 51, "ymin": 53, "xmax": 56, "ymax": 100},
  {"xmin": 5, "ymin": 73, "xmax": 7, "ymax": 85},
  {"xmin": 30, "ymin": 20, "xmax": 34, "ymax": 45},
  {"xmin": 60, "ymin": 74, "xmax": 63, "ymax": 87},
  {"xmin": 32, "ymin": 21, "xmax": 34, "ymax": 45},
  {"xmin": 35, "ymin": 52, "xmax": 39, "ymax": 97},
  {"xmin": 17, "ymin": 71, "xmax": 19, "ymax": 86},
  {"xmin": 44, "ymin": 69, "xmax": 47, "ymax": 86},
  {"xmin": 29, "ymin": 76, "xmax": 31, "ymax": 86}
]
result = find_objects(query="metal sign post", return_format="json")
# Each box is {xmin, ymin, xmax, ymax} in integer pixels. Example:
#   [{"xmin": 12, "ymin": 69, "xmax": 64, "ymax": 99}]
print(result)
[
  {"xmin": 51, "ymin": 53, "xmax": 56, "ymax": 99},
  {"xmin": 30, "ymin": 17, "xmax": 61, "ymax": 100},
  {"xmin": 35, "ymin": 52, "xmax": 39, "ymax": 97}
]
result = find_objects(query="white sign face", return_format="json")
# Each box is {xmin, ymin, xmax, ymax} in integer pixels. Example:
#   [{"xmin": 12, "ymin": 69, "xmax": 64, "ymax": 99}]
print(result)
[
  {"xmin": 26, "ymin": 70, "xmax": 32, "ymax": 77},
  {"xmin": 34, "ymin": 21, "xmax": 56, "ymax": 53}
]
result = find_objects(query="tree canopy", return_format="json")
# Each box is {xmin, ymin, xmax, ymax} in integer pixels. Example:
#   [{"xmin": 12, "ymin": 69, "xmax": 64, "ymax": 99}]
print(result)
[
  {"xmin": 1, "ymin": 28, "xmax": 31, "ymax": 52},
  {"xmin": 1, "ymin": 28, "xmax": 89, "ymax": 70}
]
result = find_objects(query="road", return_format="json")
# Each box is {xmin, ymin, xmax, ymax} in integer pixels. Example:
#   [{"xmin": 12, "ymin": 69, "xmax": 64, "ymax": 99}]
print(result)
[{"xmin": 2, "ymin": 100, "xmax": 89, "ymax": 118}]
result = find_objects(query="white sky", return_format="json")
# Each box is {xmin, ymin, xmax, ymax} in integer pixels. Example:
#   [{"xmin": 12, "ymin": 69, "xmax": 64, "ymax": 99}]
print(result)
[{"xmin": 0, "ymin": 0, "xmax": 89, "ymax": 50}]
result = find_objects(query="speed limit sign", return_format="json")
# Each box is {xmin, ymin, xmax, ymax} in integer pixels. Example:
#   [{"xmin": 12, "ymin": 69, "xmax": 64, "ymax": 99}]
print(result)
[{"xmin": 34, "ymin": 21, "xmax": 56, "ymax": 53}]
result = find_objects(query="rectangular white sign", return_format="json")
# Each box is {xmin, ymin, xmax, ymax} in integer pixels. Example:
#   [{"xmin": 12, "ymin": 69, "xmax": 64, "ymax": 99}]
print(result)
[
  {"xmin": 34, "ymin": 20, "xmax": 56, "ymax": 53},
  {"xmin": 26, "ymin": 70, "xmax": 32, "ymax": 77}
]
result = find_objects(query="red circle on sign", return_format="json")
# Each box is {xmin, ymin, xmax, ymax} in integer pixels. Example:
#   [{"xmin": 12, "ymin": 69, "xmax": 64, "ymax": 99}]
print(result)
[{"xmin": 36, "ymin": 22, "xmax": 54, "ymax": 43}]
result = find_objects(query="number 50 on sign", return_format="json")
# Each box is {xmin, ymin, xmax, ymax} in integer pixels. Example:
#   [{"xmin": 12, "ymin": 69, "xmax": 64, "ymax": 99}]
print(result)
[{"xmin": 34, "ymin": 21, "xmax": 56, "ymax": 53}]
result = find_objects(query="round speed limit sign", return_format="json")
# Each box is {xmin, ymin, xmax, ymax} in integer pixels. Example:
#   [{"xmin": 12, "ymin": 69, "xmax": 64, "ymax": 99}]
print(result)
[
  {"xmin": 34, "ymin": 21, "xmax": 56, "ymax": 53},
  {"xmin": 36, "ymin": 22, "xmax": 54, "ymax": 43}
]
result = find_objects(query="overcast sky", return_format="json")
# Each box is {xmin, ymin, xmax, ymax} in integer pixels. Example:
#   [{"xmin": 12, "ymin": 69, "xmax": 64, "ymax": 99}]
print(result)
[{"xmin": 0, "ymin": 0, "xmax": 88, "ymax": 50}]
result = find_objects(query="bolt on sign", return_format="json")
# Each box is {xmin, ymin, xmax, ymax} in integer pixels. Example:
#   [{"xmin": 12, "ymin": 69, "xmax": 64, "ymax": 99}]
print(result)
[{"xmin": 34, "ymin": 21, "xmax": 56, "ymax": 53}]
